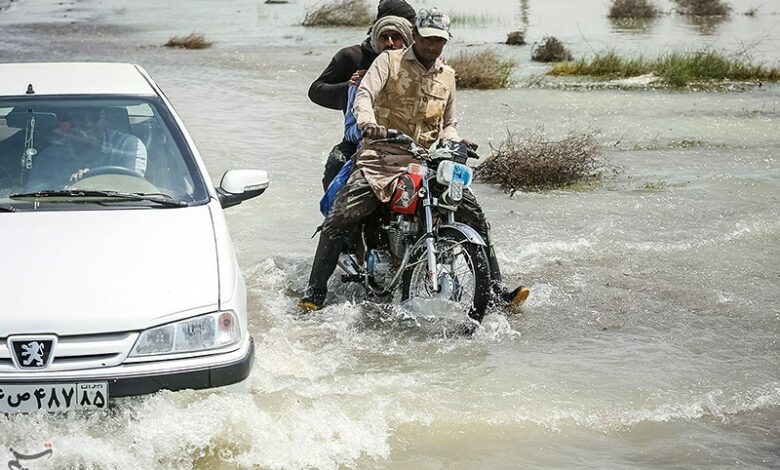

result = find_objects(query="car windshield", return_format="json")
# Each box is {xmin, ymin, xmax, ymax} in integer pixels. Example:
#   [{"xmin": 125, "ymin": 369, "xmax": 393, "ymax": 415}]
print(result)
[{"xmin": 0, "ymin": 96, "xmax": 209, "ymax": 210}]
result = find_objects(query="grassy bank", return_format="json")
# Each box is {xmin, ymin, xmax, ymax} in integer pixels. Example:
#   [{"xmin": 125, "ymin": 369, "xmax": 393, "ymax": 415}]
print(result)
[{"xmin": 549, "ymin": 50, "xmax": 780, "ymax": 87}]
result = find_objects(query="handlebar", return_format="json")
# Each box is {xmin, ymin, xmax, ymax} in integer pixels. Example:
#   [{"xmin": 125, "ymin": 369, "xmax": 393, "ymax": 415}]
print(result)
[
  {"xmin": 371, "ymin": 128, "xmax": 413, "ymax": 146},
  {"xmin": 368, "ymin": 129, "xmax": 480, "ymax": 161}
]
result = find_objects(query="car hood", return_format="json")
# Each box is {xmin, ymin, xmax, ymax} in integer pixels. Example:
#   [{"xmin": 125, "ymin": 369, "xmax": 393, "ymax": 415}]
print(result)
[{"xmin": 0, "ymin": 205, "xmax": 219, "ymax": 336}]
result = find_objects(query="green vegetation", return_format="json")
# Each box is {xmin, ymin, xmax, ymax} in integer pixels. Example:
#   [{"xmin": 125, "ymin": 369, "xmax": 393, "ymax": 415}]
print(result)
[
  {"xmin": 673, "ymin": 0, "xmax": 731, "ymax": 16},
  {"xmin": 608, "ymin": 0, "xmax": 660, "ymax": 19},
  {"xmin": 476, "ymin": 130, "xmax": 605, "ymax": 192},
  {"xmin": 302, "ymin": 0, "xmax": 372, "ymax": 27},
  {"xmin": 164, "ymin": 33, "xmax": 213, "ymax": 50},
  {"xmin": 448, "ymin": 50, "xmax": 516, "ymax": 89},
  {"xmin": 549, "ymin": 50, "xmax": 780, "ymax": 87},
  {"xmin": 532, "ymin": 36, "xmax": 573, "ymax": 63},
  {"xmin": 506, "ymin": 31, "xmax": 526, "ymax": 46},
  {"xmin": 449, "ymin": 12, "xmax": 504, "ymax": 26}
]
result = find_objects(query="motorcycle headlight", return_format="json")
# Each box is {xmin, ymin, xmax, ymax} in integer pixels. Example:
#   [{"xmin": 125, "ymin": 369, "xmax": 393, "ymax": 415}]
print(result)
[
  {"xmin": 436, "ymin": 160, "xmax": 473, "ymax": 188},
  {"xmin": 130, "ymin": 311, "xmax": 240, "ymax": 357}
]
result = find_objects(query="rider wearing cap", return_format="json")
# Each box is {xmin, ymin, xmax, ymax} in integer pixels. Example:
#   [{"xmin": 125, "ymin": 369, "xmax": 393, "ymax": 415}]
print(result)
[{"xmin": 300, "ymin": 7, "xmax": 529, "ymax": 311}]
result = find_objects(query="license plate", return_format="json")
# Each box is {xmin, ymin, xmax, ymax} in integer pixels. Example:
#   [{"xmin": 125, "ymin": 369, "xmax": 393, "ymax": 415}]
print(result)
[{"xmin": 0, "ymin": 382, "xmax": 108, "ymax": 413}]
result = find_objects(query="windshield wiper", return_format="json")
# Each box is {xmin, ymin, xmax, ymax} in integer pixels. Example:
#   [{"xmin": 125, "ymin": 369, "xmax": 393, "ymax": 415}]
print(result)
[
  {"xmin": 9, "ymin": 190, "xmax": 188, "ymax": 207},
  {"xmin": 0, "ymin": 204, "xmax": 17, "ymax": 212}
]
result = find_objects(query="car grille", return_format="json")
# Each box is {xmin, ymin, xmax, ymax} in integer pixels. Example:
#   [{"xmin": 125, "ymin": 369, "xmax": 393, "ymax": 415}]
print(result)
[{"xmin": 0, "ymin": 332, "xmax": 138, "ymax": 372}]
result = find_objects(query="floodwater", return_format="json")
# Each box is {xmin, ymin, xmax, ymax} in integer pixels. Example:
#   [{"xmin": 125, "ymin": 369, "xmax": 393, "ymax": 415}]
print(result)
[{"xmin": 1, "ymin": 0, "xmax": 779, "ymax": 468}]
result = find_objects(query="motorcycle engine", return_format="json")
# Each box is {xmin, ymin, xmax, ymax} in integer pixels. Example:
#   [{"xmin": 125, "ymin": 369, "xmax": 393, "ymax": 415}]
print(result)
[{"xmin": 386, "ymin": 216, "xmax": 417, "ymax": 259}]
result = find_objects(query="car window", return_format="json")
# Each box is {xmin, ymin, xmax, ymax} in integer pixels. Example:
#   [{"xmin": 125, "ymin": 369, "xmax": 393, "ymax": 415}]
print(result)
[{"xmin": 0, "ymin": 96, "xmax": 209, "ymax": 209}]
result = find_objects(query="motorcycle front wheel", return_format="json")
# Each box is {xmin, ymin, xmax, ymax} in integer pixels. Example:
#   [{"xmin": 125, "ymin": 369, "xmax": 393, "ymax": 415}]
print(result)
[{"xmin": 401, "ymin": 229, "xmax": 492, "ymax": 322}]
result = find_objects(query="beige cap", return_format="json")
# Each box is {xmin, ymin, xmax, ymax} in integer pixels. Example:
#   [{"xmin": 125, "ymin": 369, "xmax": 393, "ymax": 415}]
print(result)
[{"xmin": 415, "ymin": 7, "xmax": 452, "ymax": 40}]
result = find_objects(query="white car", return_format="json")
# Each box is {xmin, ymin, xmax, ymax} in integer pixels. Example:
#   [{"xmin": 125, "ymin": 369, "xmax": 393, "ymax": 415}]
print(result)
[{"xmin": 0, "ymin": 63, "xmax": 268, "ymax": 413}]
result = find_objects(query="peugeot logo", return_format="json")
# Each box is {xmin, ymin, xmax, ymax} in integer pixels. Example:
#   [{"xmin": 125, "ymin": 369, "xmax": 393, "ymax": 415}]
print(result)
[{"xmin": 7, "ymin": 335, "xmax": 57, "ymax": 370}]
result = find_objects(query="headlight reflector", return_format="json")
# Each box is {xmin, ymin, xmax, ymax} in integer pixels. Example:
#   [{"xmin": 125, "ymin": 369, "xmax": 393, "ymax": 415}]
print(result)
[{"xmin": 130, "ymin": 311, "xmax": 240, "ymax": 357}]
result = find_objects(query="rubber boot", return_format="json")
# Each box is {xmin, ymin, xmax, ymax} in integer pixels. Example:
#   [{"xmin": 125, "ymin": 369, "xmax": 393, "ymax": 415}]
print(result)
[
  {"xmin": 487, "ymin": 245, "xmax": 530, "ymax": 307},
  {"xmin": 299, "ymin": 233, "xmax": 344, "ymax": 311}
]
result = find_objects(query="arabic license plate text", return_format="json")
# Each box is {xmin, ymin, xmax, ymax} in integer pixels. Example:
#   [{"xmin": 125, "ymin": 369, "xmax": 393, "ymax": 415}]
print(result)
[{"xmin": 0, "ymin": 382, "xmax": 108, "ymax": 413}]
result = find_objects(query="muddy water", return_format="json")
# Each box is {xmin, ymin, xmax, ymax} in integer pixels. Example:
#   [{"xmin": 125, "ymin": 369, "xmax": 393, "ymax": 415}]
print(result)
[{"xmin": 1, "ymin": 0, "xmax": 779, "ymax": 468}]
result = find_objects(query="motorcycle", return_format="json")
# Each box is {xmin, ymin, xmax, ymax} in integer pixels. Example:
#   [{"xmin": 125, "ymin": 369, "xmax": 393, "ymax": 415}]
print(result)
[{"xmin": 332, "ymin": 131, "xmax": 492, "ymax": 323}]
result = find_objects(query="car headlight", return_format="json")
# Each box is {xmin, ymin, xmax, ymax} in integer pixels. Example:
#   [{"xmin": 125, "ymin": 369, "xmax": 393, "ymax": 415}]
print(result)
[{"xmin": 130, "ymin": 311, "xmax": 240, "ymax": 357}]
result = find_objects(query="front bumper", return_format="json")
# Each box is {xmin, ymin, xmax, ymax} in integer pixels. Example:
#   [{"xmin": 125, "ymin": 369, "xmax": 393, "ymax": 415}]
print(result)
[
  {"xmin": 0, "ymin": 337, "xmax": 254, "ymax": 398},
  {"xmin": 111, "ymin": 337, "xmax": 255, "ymax": 397}
]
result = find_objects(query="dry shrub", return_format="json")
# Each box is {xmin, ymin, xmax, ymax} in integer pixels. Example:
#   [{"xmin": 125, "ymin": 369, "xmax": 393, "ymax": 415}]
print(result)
[
  {"xmin": 673, "ymin": 0, "xmax": 731, "ymax": 16},
  {"xmin": 476, "ymin": 130, "xmax": 604, "ymax": 192},
  {"xmin": 164, "ymin": 33, "xmax": 212, "ymax": 49},
  {"xmin": 302, "ymin": 0, "xmax": 373, "ymax": 27},
  {"xmin": 608, "ymin": 0, "xmax": 660, "ymax": 19},
  {"xmin": 448, "ymin": 49, "xmax": 516, "ymax": 89},
  {"xmin": 531, "ymin": 36, "xmax": 573, "ymax": 63},
  {"xmin": 506, "ymin": 31, "xmax": 526, "ymax": 46}
]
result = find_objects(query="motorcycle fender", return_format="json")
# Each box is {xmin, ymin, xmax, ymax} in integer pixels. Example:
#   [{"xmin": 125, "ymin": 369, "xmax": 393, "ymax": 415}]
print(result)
[
  {"xmin": 437, "ymin": 223, "xmax": 487, "ymax": 246},
  {"xmin": 408, "ymin": 223, "xmax": 487, "ymax": 258}
]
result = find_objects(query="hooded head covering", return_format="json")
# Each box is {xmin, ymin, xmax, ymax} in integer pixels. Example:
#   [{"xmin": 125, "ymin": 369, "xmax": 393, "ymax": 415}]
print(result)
[
  {"xmin": 370, "ymin": 15, "xmax": 413, "ymax": 53},
  {"xmin": 376, "ymin": 0, "xmax": 416, "ymax": 25}
]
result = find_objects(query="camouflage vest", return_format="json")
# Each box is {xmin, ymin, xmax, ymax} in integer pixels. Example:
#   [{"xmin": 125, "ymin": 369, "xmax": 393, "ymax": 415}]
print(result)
[{"xmin": 373, "ymin": 49, "xmax": 456, "ymax": 149}]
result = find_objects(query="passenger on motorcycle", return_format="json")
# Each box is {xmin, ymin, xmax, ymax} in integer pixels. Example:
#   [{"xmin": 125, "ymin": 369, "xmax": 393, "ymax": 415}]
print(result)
[
  {"xmin": 308, "ymin": 0, "xmax": 416, "ymax": 191},
  {"xmin": 321, "ymin": 15, "xmax": 414, "ymax": 216},
  {"xmin": 344, "ymin": 16, "xmax": 414, "ymax": 147},
  {"xmin": 300, "ymin": 7, "xmax": 529, "ymax": 311}
]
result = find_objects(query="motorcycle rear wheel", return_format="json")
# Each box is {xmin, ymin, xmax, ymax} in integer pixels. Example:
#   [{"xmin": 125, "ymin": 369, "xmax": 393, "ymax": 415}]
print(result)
[{"xmin": 401, "ymin": 229, "xmax": 491, "ymax": 322}]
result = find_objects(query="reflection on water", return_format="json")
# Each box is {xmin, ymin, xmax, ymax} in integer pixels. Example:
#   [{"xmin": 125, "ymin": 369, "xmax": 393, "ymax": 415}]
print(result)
[
  {"xmin": 517, "ymin": 0, "xmax": 530, "ymax": 30},
  {"xmin": 684, "ymin": 14, "xmax": 730, "ymax": 35},
  {"xmin": 609, "ymin": 17, "xmax": 659, "ymax": 34}
]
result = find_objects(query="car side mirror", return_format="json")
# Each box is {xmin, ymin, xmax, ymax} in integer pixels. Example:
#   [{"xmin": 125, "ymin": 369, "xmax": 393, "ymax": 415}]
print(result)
[{"xmin": 217, "ymin": 169, "xmax": 269, "ymax": 209}]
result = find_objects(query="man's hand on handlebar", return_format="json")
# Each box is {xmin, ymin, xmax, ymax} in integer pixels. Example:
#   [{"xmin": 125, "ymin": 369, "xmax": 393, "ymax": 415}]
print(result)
[{"xmin": 363, "ymin": 124, "xmax": 388, "ymax": 140}]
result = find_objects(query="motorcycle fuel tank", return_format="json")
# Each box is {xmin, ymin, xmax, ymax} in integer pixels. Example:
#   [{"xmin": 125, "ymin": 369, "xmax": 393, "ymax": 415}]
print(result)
[{"xmin": 390, "ymin": 169, "xmax": 424, "ymax": 215}]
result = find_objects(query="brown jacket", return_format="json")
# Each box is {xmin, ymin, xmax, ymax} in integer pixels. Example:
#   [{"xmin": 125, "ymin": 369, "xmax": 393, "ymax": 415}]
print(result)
[{"xmin": 353, "ymin": 48, "xmax": 458, "ymax": 201}]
